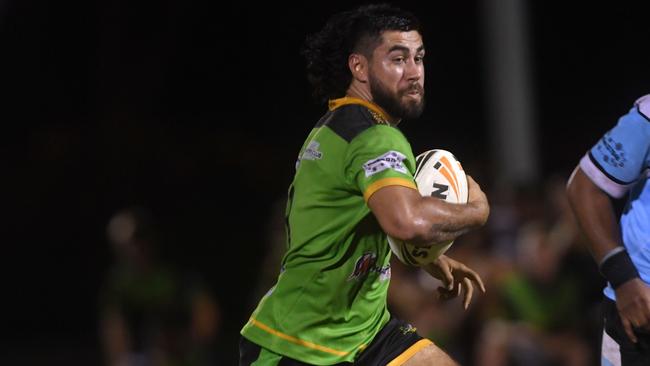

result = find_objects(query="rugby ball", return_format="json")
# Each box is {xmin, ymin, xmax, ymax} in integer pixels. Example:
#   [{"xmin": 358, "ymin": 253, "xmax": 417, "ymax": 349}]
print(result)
[{"xmin": 388, "ymin": 149, "xmax": 468, "ymax": 266}]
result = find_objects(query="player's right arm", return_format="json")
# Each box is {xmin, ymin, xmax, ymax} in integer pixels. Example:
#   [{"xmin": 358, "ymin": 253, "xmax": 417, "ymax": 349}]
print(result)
[
  {"xmin": 566, "ymin": 167, "xmax": 625, "ymax": 266},
  {"xmin": 566, "ymin": 95, "xmax": 650, "ymax": 342},
  {"xmin": 567, "ymin": 166, "xmax": 650, "ymax": 343},
  {"xmin": 367, "ymin": 175, "xmax": 489, "ymax": 246}
]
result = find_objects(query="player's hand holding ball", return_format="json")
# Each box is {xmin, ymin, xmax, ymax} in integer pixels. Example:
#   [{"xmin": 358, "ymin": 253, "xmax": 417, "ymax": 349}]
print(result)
[
  {"xmin": 465, "ymin": 175, "xmax": 489, "ymax": 226},
  {"xmin": 388, "ymin": 149, "xmax": 474, "ymax": 266}
]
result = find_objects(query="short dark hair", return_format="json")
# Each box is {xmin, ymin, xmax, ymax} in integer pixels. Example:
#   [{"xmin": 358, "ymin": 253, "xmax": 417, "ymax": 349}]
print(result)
[{"xmin": 301, "ymin": 3, "xmax": 421, "ymax": 103}]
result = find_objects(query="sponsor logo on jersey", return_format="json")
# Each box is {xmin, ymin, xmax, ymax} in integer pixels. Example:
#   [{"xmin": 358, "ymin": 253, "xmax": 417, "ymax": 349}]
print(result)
[
  {"xmin": 597, "ymin": 132, "xmax": 627, "ymax": 168},
  {"xmin": 348, "ymin": 252, "xmax": 391, "ymax": 281},
  {"xmin": 363, "ymin": 151, "xmax": 407, "ymax": 177},
  {"xmin": 303, "ymin": 141, "xmax": 323, "ymax": 160},
  {"xmin": 399, "ymin": 323, "xmax": 417, "ymax": 335},
  {"xmin": 379, "ymin": 266, "xmax": 391, "ymax": 281},
  {"xmin": 349, "ymin": 253, "xmax": 377, "ymax": 280},
  {"xmin": 295, "ymin": 141, "xmax": 323, "ymax": 170}
]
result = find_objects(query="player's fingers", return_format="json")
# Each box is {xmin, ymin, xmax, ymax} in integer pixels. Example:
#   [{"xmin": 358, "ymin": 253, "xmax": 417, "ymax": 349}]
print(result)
[
  {"xmin": 622, "ymin": 317, "xmax": 638, "ymax": 343},
  {"xmin": 464, "ymin": 267, "xmax": 485, "ymax": 293},
  {"xmin": 453, "ymin": 263, "xmax": 485, "ymax": 294},
  {"xmin": 438, "ymin": 260, "xmax": 454, "ymax": 290},
  {"xmin": 462, "ymin": 278, "xmax": 473, "ymax": 310},
  {"xmin": 637, "ymin": 314, "xmax": 650, "ymax": 330},
  {"xmin": 641, "ymin": 306, "xmax": 650, "ymax": 327}
]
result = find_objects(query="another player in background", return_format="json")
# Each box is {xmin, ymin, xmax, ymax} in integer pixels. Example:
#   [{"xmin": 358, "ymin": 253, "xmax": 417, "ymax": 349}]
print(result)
[
  {"xmin": 100, "ymin": 207, "xmax": 221, "ymax": 366},
  {"xmin": 567, "ymin": 94, "xmax": 650, "ymax": 365},
  {"xmin": 240, "ymin": 4, "xmax": 489, "ymax": 365}
]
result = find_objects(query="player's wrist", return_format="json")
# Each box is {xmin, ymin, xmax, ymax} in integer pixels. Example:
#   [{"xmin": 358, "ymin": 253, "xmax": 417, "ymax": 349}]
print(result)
[
  {"xmin": 599, "ymin": 247, "xmax": 640, "ymax": 289},
  {"xmin": 467, "ymin": 200, "xmax": 489, "ymax": 226}
]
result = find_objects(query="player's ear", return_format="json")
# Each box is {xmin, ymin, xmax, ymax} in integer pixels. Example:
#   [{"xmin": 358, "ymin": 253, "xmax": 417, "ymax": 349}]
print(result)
[{"xmin": 348, "ymin": 53, "xmax": 368, "ymax": 82}]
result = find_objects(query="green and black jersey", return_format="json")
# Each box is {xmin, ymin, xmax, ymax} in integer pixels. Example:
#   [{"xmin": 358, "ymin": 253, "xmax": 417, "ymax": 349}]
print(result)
[{"xmin": 241, "ymin": 97, "xmax": 417, "ymax": 364}]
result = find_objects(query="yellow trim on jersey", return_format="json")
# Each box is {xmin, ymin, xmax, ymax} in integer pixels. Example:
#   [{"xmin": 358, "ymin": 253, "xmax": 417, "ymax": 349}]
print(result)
[
  {"xmin": 386, "ymin": 338, "xmax": 433, "ymax": 366},
  {"xmin": 328, "ymin": 96, "xmax": 392, "ymax": 123},
  {"xmin": 247, "ymin": 317, "xmax": 349, "ymax": 357},
  {"xmin": 363, "ymin": 177, "xmax": 417, "ymax": 202}
]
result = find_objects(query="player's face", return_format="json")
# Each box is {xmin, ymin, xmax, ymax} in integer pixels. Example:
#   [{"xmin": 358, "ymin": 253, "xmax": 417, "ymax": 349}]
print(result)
[{"xmin": 368, "ymin": 30, "xmax": 425, "ymax": 120}]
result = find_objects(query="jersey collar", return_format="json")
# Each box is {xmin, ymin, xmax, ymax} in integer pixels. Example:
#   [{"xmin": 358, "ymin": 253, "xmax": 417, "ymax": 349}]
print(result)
[{"xmin": 328, "ymin": 97, "xmax": 393, "ymax": 125}]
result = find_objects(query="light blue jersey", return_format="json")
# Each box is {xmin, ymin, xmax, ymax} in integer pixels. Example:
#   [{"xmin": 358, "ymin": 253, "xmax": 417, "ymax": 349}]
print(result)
[{"xmin": 579, "ymin": 94, "xmax": 650, "ymax": 301}]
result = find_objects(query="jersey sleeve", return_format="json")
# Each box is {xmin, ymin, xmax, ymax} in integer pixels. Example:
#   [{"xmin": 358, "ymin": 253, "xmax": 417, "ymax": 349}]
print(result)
[
  {"xmin": 580, "ymin": 95, "xmax": 650, "ymax": 198},
  {"xmin": 344, "ymin": 125, "xmax": 417, "ymax": 202}
]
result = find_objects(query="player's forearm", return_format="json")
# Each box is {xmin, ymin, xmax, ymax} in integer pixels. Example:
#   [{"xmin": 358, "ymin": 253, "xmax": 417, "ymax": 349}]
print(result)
[
  {"xmin": 369, "ymin": 184, "xmax": 488, "ymax": 246},
  {"xmin": 567, "ymin": 168, "xmax": 623, "ymax": 263},
  {"xmin": 408, "ymin": 197, "xmax": 488, "ymax": 245}
]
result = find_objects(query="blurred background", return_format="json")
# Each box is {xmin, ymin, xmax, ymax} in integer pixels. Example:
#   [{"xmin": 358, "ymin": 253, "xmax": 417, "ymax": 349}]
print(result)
[{"xmin": 3, "ymin": 0, "xmax": 649, "ymax": 365}]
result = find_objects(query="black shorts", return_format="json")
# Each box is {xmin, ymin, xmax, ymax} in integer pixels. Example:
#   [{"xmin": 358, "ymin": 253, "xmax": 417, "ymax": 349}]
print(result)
[
  {"xmin": 240, "ymin": 317, "xmax": 431, "ymax": 365},
  {"xmin": 602, "ymin": 297, "xmax": 650, "ymax": 365}
]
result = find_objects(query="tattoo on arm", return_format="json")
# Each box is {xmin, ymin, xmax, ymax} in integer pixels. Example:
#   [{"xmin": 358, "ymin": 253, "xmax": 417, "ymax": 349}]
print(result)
[{"xmin": 427, "ymin": 222, "xmax": 472, "ymax": 243}]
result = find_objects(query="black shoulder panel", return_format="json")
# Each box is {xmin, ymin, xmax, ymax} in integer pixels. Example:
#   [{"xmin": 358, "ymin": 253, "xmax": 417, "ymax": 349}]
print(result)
[{"xmin": 323, "ymin": 105, "xmax": 375, "ymax": 142}]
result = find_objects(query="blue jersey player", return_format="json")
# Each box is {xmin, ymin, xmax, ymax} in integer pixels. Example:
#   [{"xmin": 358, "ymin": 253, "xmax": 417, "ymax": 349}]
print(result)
[{"xmin": 567, "ymin": 94, "xmax": 650, "ymax": 365}]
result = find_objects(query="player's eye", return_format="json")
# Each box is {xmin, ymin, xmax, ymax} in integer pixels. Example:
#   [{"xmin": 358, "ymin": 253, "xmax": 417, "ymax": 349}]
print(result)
[{"xmin": 392, "ymin": 56, "xmax": 405, "ymax": 64}]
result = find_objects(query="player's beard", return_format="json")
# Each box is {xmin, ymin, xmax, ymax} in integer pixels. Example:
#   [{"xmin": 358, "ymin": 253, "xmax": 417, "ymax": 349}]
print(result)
[{"xmin": 369, "ymin": 75, "xmax": 425, "ymax": 120}]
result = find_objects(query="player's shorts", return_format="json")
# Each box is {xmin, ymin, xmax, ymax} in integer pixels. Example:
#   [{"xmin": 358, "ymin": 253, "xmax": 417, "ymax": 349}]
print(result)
[
  {"xmin": 601, "ymin": 297, "xmax": 650, "ymax": 366},
  {"xmin": 240, "ymin": 317, "xmax": 432, "ymax": 365}
]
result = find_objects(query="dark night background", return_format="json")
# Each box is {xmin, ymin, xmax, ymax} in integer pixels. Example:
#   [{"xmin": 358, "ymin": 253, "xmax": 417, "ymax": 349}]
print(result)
[{"xmin": 2, "ymin": 1, "xmax": 649, "ymax": 364}]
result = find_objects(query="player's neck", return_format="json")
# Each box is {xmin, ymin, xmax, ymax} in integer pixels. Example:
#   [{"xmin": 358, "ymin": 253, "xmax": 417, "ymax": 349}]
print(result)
[{"xmin": 345, "ymin": 85, "xmax": 399, "ymax": 125}]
